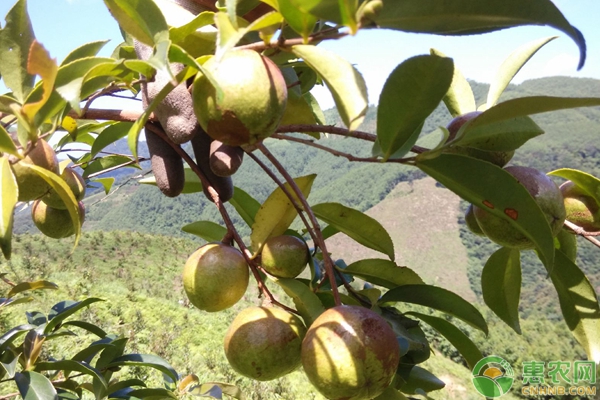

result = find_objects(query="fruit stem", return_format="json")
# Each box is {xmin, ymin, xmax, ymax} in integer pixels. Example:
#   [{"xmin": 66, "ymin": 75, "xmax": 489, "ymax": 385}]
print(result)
[
  {"xmin": 564, "ymin": 220, "xmax": 600, "ymax": 248},
  {"xmin": 145, "ymin": 124, "xmax": 300, "ymax": 315},
  {"xmin": 256, "ymin": 143, "xmax": 342, "ymax": 307}
]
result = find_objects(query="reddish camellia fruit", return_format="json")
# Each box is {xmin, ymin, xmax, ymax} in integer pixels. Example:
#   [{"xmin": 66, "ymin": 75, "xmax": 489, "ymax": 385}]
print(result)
[
  {"xmin": 301, "ymin": 305, "xmax": 400, "ymax": 400},
  {"xmin": 473, "ymin": 166, "xmax": 566, "ymax": 249}
]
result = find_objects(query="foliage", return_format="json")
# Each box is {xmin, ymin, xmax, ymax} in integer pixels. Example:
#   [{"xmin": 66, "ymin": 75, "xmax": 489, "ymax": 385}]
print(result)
[{"xmin": 1, "ymin": 0, "xmax": 600, "ymax": 398}]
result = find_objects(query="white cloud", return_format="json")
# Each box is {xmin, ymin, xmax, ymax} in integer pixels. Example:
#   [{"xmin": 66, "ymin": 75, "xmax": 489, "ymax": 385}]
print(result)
[{"xmin": 541, "ymin": 53, "xmax": 580, "ymax": 77}]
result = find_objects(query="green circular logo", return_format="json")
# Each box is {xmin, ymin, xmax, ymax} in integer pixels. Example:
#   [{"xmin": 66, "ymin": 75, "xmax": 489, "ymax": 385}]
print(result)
[{"xmin": 471, "ymin": 355, "xmax": 515, "ymax": 398}]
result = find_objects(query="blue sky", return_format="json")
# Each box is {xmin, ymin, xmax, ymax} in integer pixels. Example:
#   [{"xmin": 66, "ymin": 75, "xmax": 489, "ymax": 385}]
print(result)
[{"xmin": 1, "ymin": 0, "xmax": 599, "ymax": 110}]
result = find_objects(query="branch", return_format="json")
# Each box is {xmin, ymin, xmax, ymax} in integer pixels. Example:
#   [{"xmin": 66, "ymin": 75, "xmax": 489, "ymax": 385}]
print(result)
[
  {"xmin": 564, "ymin": 220, "xmax": 600, "ymax": 248},
  {"xmin": 236, "ymin": 31, "xmax": 348, "ymax": 52},
  {"xmin": 275, "ymin": 124, "xmax": 377, "ymax": 142}
]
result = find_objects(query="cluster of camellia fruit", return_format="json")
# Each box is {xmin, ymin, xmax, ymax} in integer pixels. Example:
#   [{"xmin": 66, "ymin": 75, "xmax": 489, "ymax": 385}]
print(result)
[
  {"xmin": 446, "ymin": 113, "xmax": 600, "ymax": 244},
  {"xmin": 6, "ymin": 138, "xmax": 86, "ymax": 239}
]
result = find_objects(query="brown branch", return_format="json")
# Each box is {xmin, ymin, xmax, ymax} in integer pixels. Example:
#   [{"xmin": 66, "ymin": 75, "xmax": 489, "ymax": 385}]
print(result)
[
  {"xmin": 276, "ymin": 124, "xmax": 377, "ymax": 142},
  {"xmin": 144, "ymin": 124, "xmax": 298, "ymax": 315},
  {"xmin": 236, "ymin": 32, "xmax": 348, "ymax": 52},
  {"xmin": 256, "ymin": 142, "xmax": 342, "ymax": 306},
  {"xmin": 68, "ymin": 109, "xmax": 155, "ymax": 123}
]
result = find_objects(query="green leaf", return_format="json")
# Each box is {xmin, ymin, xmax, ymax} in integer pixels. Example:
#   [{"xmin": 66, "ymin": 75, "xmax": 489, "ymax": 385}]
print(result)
[
  {"xmin": 278, "ymin": 0, "xmax": 317, "ymax": 41},
  {"xmin": 250, "ymin": 174, "xmax": 316, "ymax": 253},
  {"xmin": 416, "ymin": 153, "xmax": 555, "ymax": 270},
  {"xmin": 126, "ymin": 388, "xmax": 178, "ymax": 399},
  {"xmin": 280, "ymin": 93, "xmax": 318, "ymax": 126},
  {"xmin": 7, "ymin": 280, "xmax": 58, "ymax": 298},
  {"xmin": 303, "ymin": 92, "xmax": 326, "ymax": 125},
  {"xmin": 189, "ymin": 381, "xmax": 244, "ymax": 399},
  {"xmin": 481, "ymin": 247, "xmax": 522, "ymax": 334},
  {"xmin": 373, "ymin": 386, "xmax": 408, "ymax": 400},
  {"xmin": 555, "ymin": 228, "xmax": 577, "ymax": 263},
  {"xmin": 485, "ymin": 36, "xmax": 557, "ymax": 109},
  {"xmin": 452, "ymin": 114, "xmax": 544, "ymax": 152},
  {"xmin": 381, "ymin": 284, "xmax": 488, "ymax": 334},
  {"xmin": 215, "ymin": 12, "xmax": 246, "ymax": 58},
  {"xmin": 35, "ymin": 360, "xmax": 107, "ymax": 390},
  {"xmin": 0, "ymin": 296, "xmax": 33, "ymax": 308},
  {"xmin": 108, "ymin": 379, "xmax": 147, "ymax": 395},
  {"xmin": 311, "ymin": 202, "xmax": 395, "ymax": 261},
  {"xmin": 406, "ymin": 312, "xmax": 483, "ymax": 370},
  {"xmin": 103, "ymin": 0, "xmax": 169, "ymax": 46},
  {"xmin": 61, "ymin": 321, "xmax": 107, "ymax": 338},
  {"xmin": 230, "ymin": 187, "xmax": 261, "ymax": 227},
  {"xmin": 91, "ymin": 122, "xmax": 133, "ymax": 157},
  {"xmin": 71, "ymin": 342, "xmax": 113, "ymax": 364},
  {"xmin": 0, "ymin": 0, "xmax": 35, "ymax": 102},
  {"xmin": 15, "ymin": 371, "xmax": 57, "ymax": 400},
  {"xmin": 91, "ymin": 178, "xmax": 115, "ymax": 195},
  {"xmin": 169, "ymin": 11, "xmax": 215, "ymax": 45},
  {"xmin": 398, "ymin": 365, "xmax": 445, "ymax": 394},
  {"xmin": 548, "ymin": 168, "xmax": 600, "ymax": 206},
  {"xmin": 61, "ymin": 40, "xmax": 109, "ymax": 66},
  {"xmin": 0, "ymin": 157, "xmax": 18, "ymax": 259},
  {"xmin": 343, "ymin": 259, "xmax": 423, "ymax": 289},
  {"xmin": 550, "ymin": 250, "xmax": 600, "ymax": 363},
  {"xmin": 45, "ymin": 298, "xmax": 104, "ymax": 334},
  {"xmin": 377, "ymin": 55, "xmax": 453, "ymax": 160},
  {"xmin": 107, "ymin": 354, "xmax": 178, "ymax": 383},
  {"xmin": 181, "ymin": 221, "xmax": 227, "ymax": 242},
  {"xmin": 83, "ymin": 155, "xmax": 138, "ymax": 178},
  {"xmin": 368, "ymin": 0, "xmax": 586, "ymax": 70},
  {"xmin": 271, "ymin": 278, "xmax": 325, "ymax": 326},
  {"xmin": 291, "ymin": 45, "xmax": 367, "ymax": 131},
  {"xmin": 0, "ymin": 124, "xmax": 18, "ymax": 156},
  {"xmin": 288, "ymin": 0, "xmax": 359, "ymax": 33},
  {"xmin": 430, "ymin": 48, "xmax": 475, "ymax": 117}
]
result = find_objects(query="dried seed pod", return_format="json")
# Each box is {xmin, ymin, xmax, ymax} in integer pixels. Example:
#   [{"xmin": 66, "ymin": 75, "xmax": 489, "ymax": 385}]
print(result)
[
  {"xmin": 191, "ymin": 128, "xmax": 234, "ymax": 203},
  {"xmin": 209, "ymin": 141, "xmax": 244, "ymax": 177},
  {"xmin": 146, "ymin": 126, "xmax": 185, "ymax": 197}
]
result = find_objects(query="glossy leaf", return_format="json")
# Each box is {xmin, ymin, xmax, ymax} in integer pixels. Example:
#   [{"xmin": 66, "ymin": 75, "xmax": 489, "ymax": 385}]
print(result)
[
  {"xmin": 126, "ymin": 388, "xmax": 177, "ymax": 399},
  {"xmin": 288, "ymin": 0, "xmax": 358, "ymax": 33},
  {"xmin": 374, "ymin": 386, "xmax": 408, "ymax": 400},
  {"xmin": 90, "ymin": 177, "xmax": 115, "ymax": 195},
  {"xmin": 368, "ymin": 0, "xmax": 586, "ymax": 69},
  {"xmin": 312, "ymin": 202, "xmax": 395, "ymax": 261},
  {"xmin": 481, "ymin": 247, "xmax": 522, "ymax": 334},
  {"xmin": 0, "ymin": 348, "xmax": 19, "ymax": 379},
  {"xmin": 71, "ymin": 342, "xmax": 113, "ymax": 364},
  {"xmin": 61, "ymin": 321, "xmax": 107, "ymax": 338},
  {"xmin": 280, "ymin": 93, "xmax": 318, "ymax": 126},
  {"xmin": 291, "ymin": 45, "xmax": 367, "ymax": 131},
  {"xmin": 215, "ymin": 12, "xmax": 246, "ymax": 58},
  {"xmin": 430, "ymin": 48, "xmax": 475, "ymax": 117},
  {"xmin": 377, "ymin": 55, "xmax": 453, "ymax": 160},
  {"xmin": 399, "ymin": 365, "xmax": 445, "ymax": 394},
  {"xmin": 407, "ymin": 312, "xmax": 483, "ymax": 370},
  {"xmin": 103, "ymin": 0, "xmax": 169, "ymax": 46},
  {"xmin": 548, "ymin": 168, "xmax": 600, "ymax": 206},
  {"xmin": 0, "ymin": 296, "xmax": 33, "ymax": 308},
  {"xmin": 0, "ymin": 0, "xmax": 35, "ymax": 102},
  {"xmin": 272, "ymin": 278, "xmax": 325, "ymax": 326},
  {"xmin": 61, "ymin": 40, "xmax": 109, "ymax": 66},
  {"xmin": 304, "ymin": 92, "xmax": 326, "ymax": 126},
  {"xmin": 91, "ymin": 122, "xmax": 133, "ymax": 157},
  {"xmin": 35, "ymin": 360, "xmax": 107, "ymax": 390},
  {"xmin": 45, "ymin": 298, "xmax": 104, "ymax": 334},
  {"xmin": 0, "ymin": 124, "xmax": 18, "ymax": 156},
  {"xmin": 417, "ymin": 153, "xmax": 555, "ymax": 270},
  {"xmin": 181, "ymin": 221, "xmax": 227, "ymax": 242},
  {"xmin": 0, "ymin": 324, "xmax": 35, "ymax": 351},
  {"xmin": 83, "ymin": 155, "xmax": 138, "ymax": 178},
  {"xmin": 555, "ymin": 228, "xmax": 578, "ymax": 263},
  {"xmin": 343, "ymin": 259, "xmax": 423, "ymax": 289},
  {"xmin": 550, "ymin": 250, "xmax": 600, "ymax": 363},
  {"xmin": 0, "ymin": 157, "xmax": 18, "ymax": 259},
  {"xmin": 279, "ymin": 0, "xmax": 317, "ymax": 41},
  {"xmin": 22, "ymin": 41, "xmax": 58, "ymax": 124},
  {"xmin": 15, "ymin": 371, "xmax": 57, "ymax": 400},
  {"xmin": 7, "ymin": 280, "xmax": 58, "ymax": 298},
  {"xmin": 250, "ymin": 174, "xmax": 316, "ymax": 253},
  {"xmin": 381, "ymin": 284, "xmax": 488, "ymax": 334},
  {"xmin": 169, "ymin": 11, "xmax": 215, "ymax": 45},
  {"xmin": 192, "ymin": 381, "xmax": 244, "ymax": 399},
  {"xmin": 230, "ymin": 187, "xmax": 261, "ymax": 227},
  {"xmin": 108, "ymin": 379, "xmax": 147, "ymax": 395},
  {"xmin": 485, "ymin": 36, "xmax": 557, "ymax": 109},
  {"xmin": 106, "ymin": 354, "xmax": 178, "ymax": 383}
]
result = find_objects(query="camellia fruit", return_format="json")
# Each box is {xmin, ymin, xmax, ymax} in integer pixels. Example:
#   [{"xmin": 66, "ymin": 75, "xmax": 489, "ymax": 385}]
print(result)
[
  {"xmin": 473, "ymin": 166, "xmax": 566, "ymax": 249},
  {"xmin": 41, "ymin": 166, "xmax": 86, "ymax": 209},
  {"xmin": 182, "ymin": 243, "xmax": 249, "ymax": 312},
  {"xmin": 31, "ymin": 200, "xmax": 85, "ymax": 239},
  {"xmin": 444, "ymin": 111, "xmax": 514, "ymax": 167},
  {"xmin": 192, "ymin": 49, "xmax": 287, "ymax": 146},
  {"xmin": 465, "ymin": 204, "xmax": 485, "ymax": 236},
  {"xmin": 224, "ymin": 306, "xmax": 306, "ymax": 381},
  {"xmin": 9, "ymin": 139, "xmax": 59, "ymax": 201},
  {"xmin": 560, "ymin": 181, "xmax": 600, "ymax": 232},
  {"xmin": 301, "ymin": 305, "xmax": 400, "ymax": 400},
  {"xmin": 261, "ymin": 235, "xmax": 309, "ymax": 278}
]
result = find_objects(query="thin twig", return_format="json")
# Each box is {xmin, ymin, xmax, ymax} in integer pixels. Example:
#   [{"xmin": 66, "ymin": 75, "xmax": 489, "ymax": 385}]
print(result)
[
  {"xmin": 564, "ymin": 220, "xmax": 600, "ymax": 248},
  {"xmin": 276, "ymin": 124, "xmax": 377, "ymax": 142},
  {"xmin": 236, "ymin": 32, "xmax": 348, "ymax": 52},
  {"xmin": 85, "ymin": 158, "xmax": 149, "ymax": 179},
  {"xmin": 256, "ymin": 142, "xmax": 342, "ymax": 306}
]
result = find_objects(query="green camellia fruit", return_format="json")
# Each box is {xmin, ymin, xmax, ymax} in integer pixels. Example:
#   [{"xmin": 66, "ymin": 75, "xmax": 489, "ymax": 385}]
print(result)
[
  {"xmin": 41, "ymin": 167, "xmax": 86, "ymax": 209},
  {"xmin": 444, "ymin": 111, "xmax": 514, "ymax": 167},
  {"xmin": 224, "ymin": 306, "xmax": 306, "ymax": 381},
  {"xmin": 560, "ymin": 181, "xmax": 600, "ymax": 232},
  {"xmin": 473, "ymin": 166, "xmax": 566, "ymax": 249},
  {"xmin": 193, "ymin": 49, "xmax": 287, "ymax": 146},
  {"xmin": 301, "ymin": 305, "xmax": 400, "ymax": 400},
  {"xmin": 31, "ymin": 200, "xmax": 85, "ymax": 239},
  {"xmin": 182, "ymin": 243, "xmax": 249, "ymax": 312},
  {"xmin": 261, "ymin": 235, "xmax": 309, "ymax": 278},
  {"xmin": 9, "ymin": 139, "xmax": 59, "ymax": 201},
  {"xmin": 465, "ymin": 204, "xmax": 485, "ymax": 236}
]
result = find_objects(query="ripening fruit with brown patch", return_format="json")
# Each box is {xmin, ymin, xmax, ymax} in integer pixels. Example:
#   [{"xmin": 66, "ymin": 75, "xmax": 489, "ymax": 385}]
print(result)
[
  {"xmin": 31, "ymin": 200, "xmax": 85, "ymax": 239},
  {"xmin": 182, "ymin": 243, "xmax": 249, "ymax": 312},
  {"xmin": 41, "ymin": 166, "xmax": 86, "ymax": 209},
  {"xmin": 261, "ymin": 235, "xmax": 309, "ymax": 278},
  {"xmin": 9, "ymin": 139, "xmax": 59, "ymax": 201},
  {"xmin": 193, "ymin": 49, "xmax": 287, "ymax": 146},
  {"xmin": 473, "ymin": 166, "xmax": 566, "ymax": 249},
  {"xmin": 224, "ymin": 306, "xmax": 306, "ymax": 381},
  {"xmin": 301, "ymin": 305, "xmax": 400, "ymax": 400},
  {"xmin": 560, "ymin": 180, "xmax": 600, "ymax": 232}
]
